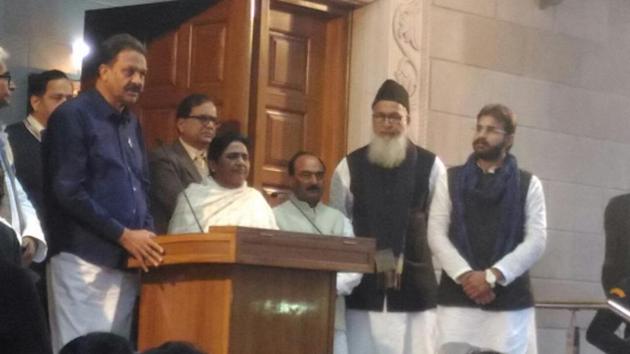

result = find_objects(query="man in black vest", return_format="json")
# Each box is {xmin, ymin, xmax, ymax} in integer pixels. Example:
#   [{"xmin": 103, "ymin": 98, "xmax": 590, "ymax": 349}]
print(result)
[
  {"xmin": 7, "ymin": 69, "xmax": 73, "ymax": 312},
  {"xmin": 330, "ymin": 79, "xmax": 446, "ymax": 354},
  {"xmin": 428, "ymin": 104, "xmax": 547, "ymax": 354},
  {"xmin": 8, "ymin": 70, "xmax": 73, "ymax": 218}
]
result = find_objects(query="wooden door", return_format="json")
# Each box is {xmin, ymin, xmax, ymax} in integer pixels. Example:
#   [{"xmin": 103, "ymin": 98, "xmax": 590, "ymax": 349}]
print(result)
[
  {"xmin": 251, "ymin": 0, "xmax": 350, "ymax": 204},
  {"xmin": 85, "ymin": 0, "xmax": 351, "ymax": 200},
  {"xmin": 138, "ymin": 0, "xmax": 255, "ymax": 149}
]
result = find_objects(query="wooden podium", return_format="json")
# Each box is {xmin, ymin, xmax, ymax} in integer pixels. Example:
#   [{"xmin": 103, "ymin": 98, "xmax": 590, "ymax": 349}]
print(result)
[{"xmin": 128, "ymin": 226, "xmax": 375, "ymax": 354}]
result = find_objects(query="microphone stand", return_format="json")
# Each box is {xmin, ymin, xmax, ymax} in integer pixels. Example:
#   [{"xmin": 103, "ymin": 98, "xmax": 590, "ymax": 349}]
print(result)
[{"xmin": 607, "ymin": 298, "xmax": 630, "ymax": 322}]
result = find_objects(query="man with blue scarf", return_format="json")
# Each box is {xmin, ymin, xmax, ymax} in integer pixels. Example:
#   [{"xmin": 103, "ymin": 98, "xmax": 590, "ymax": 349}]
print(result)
[{"xmin": 428, "ymin": 104, "xmax": 547, "ymax": 354}]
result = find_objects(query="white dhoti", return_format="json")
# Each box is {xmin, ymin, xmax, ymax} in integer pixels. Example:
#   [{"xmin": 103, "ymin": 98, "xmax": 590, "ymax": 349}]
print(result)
[
  {"xmin": 436, "ymin": 306, "xmax": 537, "ymax": 354},
  {"xmin": 47, "ymin": 252, "xmax": 139, "ymax": 353},
  {"xmin": 346, "ymin": 308, "xmax": 436, "ymax": 354},
  {"xmin": 335, "ymin": 328, "xmax": 350, "ymax": 354}
]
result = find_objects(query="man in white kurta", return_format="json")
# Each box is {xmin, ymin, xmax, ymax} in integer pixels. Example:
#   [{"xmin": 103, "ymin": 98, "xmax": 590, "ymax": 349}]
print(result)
[
  {"xmin": 0, "ymin": 47, "xmax": 47, "ymax": 266},
  {"xmin": 428, "ymin": 104, "xmax": 546, "ymax": 354},
  {"xmin": 273, "ymin": 152, "xmax": 362, "ymax": 354},
  {"xmin": 0, "ymin": 133, "xmax": 47, "ymax": 264},
  {"xmin": 330, "ymin": 80, "xmax": 445, "ymax": 354}
]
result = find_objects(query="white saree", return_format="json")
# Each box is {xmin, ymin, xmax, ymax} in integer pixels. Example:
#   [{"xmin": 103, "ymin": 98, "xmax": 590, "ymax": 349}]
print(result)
[{"xmin": 168, "ymin": 177, "xmax": 278, "ymax": 233}]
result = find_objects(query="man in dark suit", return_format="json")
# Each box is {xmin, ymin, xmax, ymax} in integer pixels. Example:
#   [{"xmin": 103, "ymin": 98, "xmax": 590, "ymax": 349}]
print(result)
[
  {"xmin": 6, "ymin": 69, "xmax": 73, "ymax": 311},
  {"xmin": 150, "ymin": 93, "xmax": 218, "ymax": 233},
  {"xmin": 586, "ymin": 194, "xmax": 630, "ymax": 353}
]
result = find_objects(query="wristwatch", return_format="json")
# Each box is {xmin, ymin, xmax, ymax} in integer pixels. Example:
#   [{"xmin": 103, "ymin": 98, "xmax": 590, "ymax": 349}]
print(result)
[{"xmin": 485, "ymin": 269, "xmax": 497, "ymax": 288}]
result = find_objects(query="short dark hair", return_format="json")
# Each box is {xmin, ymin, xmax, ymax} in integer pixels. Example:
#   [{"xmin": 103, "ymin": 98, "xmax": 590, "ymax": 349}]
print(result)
[
  {"xmin": 59, "ymin": 332, "xmax": 134, "ymax": 354},
  {"xmin": 176, "ymin": 94, "xmax": 213, "ymax": 119},
  {"xmin": 207, "ymin": 131, "xmax": 250, "ymax": 162},
  {"xmin": 98, "ymin": 33, "xmax": 146, "ymax": 67},
  {"xmin": 27, "ymin": 69, "xmax": 70, "ymax": 113},
  {"xmin": 287, "ymin": 151, "xmax": 325, "ymax": 176},
  {"xmin": 476, "ymin": 103, "xmax": 516, "ymax": 135},
  {"xmin": 142, "ymin": 341, "xmax": 206, "ymax": 354}
]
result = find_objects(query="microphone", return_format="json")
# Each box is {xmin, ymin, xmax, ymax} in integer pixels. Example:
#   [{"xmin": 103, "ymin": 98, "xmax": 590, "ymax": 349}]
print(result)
[
  {"xmin": 606, "ymin": 282, "xmax": 630, "ymax": 322},
  {"xmin": 180, "ymin": 188, "xmax": 204, "ymax": 233},
  {"xmin": 167, "ymin": 147, "xmax": 204, "ymax": 233}
]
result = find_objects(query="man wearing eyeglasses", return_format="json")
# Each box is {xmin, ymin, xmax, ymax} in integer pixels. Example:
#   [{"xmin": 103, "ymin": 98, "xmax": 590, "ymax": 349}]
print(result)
[
  {"xmin": 149, "ymin": 93, "xmax": 218, "ymax": 234},
  {"xmin": 0, "ymin": 50, "xmax": 15, "ymax": 109},
  {"xmin": 428, "ymin": 104, "xmax": 547, "ymax": 354},
  {"xmin": 0, "ymin": 46, "xmax": 52, "ymax": 354},
  {"xmin": 0, "ymin": 46, "xmax": 48, "ymax": 267},
  {"xmin": 330, "ymin": 79, "xmax": 446, "ymax": 354}
]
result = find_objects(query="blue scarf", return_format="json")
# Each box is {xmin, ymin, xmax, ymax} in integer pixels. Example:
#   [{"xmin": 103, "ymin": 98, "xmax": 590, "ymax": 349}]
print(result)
[{"xmin": 450, "ymin": 153, "xmax": 523, "ymax": 268}]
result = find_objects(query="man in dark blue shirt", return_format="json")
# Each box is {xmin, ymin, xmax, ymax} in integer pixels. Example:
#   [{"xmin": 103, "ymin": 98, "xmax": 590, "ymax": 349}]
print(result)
[{"xmin": 43, "ymin": 33, "xmax": 163, "ymax": 353}]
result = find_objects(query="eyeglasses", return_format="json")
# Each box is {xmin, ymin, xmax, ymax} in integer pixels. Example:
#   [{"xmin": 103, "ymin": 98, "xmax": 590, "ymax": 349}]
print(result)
[
  {"xmin": 372, "ymin": 112, "xmax": 404, "ymax": 124},
  {"xmin": 187, "ymin": 115, "xmax": 219, "ymax": 125},
  {"xmin": 0, "ymin": 71, "xmax": 11, "ymax": 87},
  {"xmin": 474, "ymin": 125, "xmax": 507, "ymax": 135}
]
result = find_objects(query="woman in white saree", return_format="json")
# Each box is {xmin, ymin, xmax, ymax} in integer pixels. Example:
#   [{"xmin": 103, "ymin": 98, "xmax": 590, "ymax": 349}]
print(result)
[{"xmin": 168, "ymin": 132, "xmax": 277, "ymax": 233}]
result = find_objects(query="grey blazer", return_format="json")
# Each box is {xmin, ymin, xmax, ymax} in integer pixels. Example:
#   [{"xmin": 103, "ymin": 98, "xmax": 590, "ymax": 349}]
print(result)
[{"xmin": 149, "ymin": 140, "xmax": 205, "ymax": 234}]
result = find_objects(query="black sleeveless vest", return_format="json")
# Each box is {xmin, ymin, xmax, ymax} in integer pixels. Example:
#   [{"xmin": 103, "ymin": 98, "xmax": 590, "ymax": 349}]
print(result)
[
  {"xmin": 438, "ymin": 166, "xmax": 534, "ymax": 310},
  {"xmin": 6, "ymin": 122, "xmax": 44, "ymax": 215},
  {"xmin": 346, "ymin": 143, "xmax": 437, "ymax": 312}
]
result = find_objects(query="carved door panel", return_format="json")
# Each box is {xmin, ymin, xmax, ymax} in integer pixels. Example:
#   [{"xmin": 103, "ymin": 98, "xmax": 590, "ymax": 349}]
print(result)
[
  {"xmin": 83, "ymin": 0, "xmax": 351, "ymax": 203},
  {"xmin": 252, "ymin": 1, "xmax": 350, "ymax": 204},
  {"xmin": 138, "ymin": 0, "xmax": 255, "ymax": 149}
]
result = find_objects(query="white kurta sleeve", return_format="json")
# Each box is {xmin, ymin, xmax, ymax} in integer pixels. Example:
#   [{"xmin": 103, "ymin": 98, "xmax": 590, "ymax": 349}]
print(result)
[
  {"xmin": 329, "ymin": 157, "xmax": 353, "ymax": 219},
  {"xmin": 428, "ymin": 156, "xmax": 446, "ymax": 201},
  {"xmin": 427, "ymin": 165, "xmax": 472, "ymax": 282},
  {"xmin": 336, "ymin": 214, "xmax": 362, "ymax": 295},
  {"xmin": 1, "ymin": 132, "xmax": 47, "ymax": 262},
  {"xmin": 15, "ymin": 178, "xmax": 46, "ymax": 262},
  {"xmin": 492, "ymin": 175, "xmax": 547, "ymax": 285}
]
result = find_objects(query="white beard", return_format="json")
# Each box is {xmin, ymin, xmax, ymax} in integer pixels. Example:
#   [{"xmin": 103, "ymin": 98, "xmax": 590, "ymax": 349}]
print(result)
[{"xmin": 367, "ymin": 134, "xmax": 408, "ymax": 168}]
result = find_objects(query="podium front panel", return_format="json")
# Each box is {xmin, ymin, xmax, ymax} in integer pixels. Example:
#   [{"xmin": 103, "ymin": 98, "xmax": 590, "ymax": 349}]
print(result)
[
  {"xmin": 137, "ymin": 263, "xmax": 336, "ymax": 354},
  {"xmin": 229, "ymin": 265, "xmax": 335, "ymax": 353},
  {"xmin": 138, "ymin": 264, "xmax": 234, "ymax": 353}
]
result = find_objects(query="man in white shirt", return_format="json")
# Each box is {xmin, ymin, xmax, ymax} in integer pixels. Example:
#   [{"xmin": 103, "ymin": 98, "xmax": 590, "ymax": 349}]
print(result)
[
  {"xmin": 0, "ymin": 45, "xmax": 47, "ymax": 266},
  {"xmin": 150, "ymin": 93, "xmax": 219, "ymax": 233},
  {"xmin": 274, "ymin": 151, "xmax": 361, "ymax": 354},
  {"xmin": 428, "ymin": 104, "xmax": 547, "ymax": 354}
]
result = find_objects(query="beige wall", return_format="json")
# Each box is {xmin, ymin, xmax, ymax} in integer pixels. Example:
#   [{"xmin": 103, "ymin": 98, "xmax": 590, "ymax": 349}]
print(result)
[
  {"xmin": 349, "ymin": 0, "xmax": 630, "ymax": 353},
  {"xmin": 0, "ymin": 0, "xmax": 158, "ymax": 124}
]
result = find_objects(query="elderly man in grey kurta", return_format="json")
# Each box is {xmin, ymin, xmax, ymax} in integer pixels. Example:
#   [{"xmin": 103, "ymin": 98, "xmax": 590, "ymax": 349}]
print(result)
[{"xmin": 273, "ymin": 151, "xmax": 361, "ymax": 354}]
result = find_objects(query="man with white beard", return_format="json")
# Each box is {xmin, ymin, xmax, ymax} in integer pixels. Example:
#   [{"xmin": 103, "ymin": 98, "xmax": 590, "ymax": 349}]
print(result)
[{"xmin": 330, "ymin": 79, "xmax": 446, "ymax": 354}]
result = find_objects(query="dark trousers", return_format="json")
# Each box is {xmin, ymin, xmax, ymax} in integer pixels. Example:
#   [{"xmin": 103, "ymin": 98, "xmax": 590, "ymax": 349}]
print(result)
[{"xmin": 0, "ymin": 222, "xmax": 20, "ymax": 266}]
